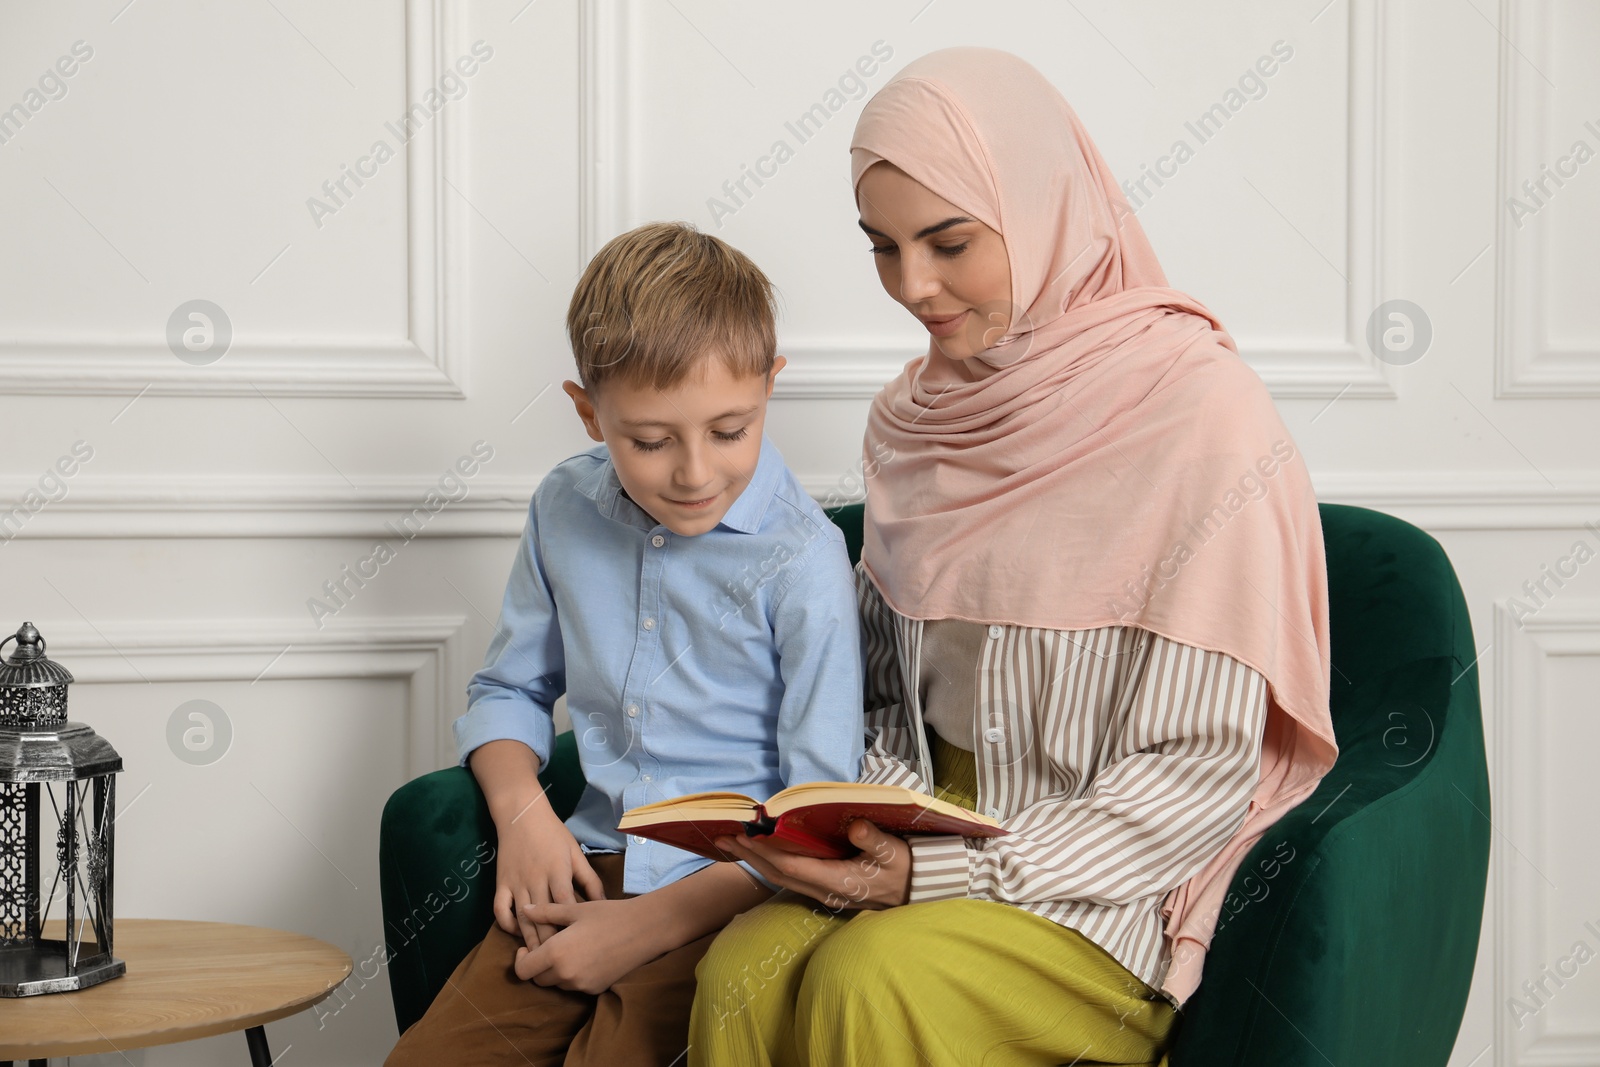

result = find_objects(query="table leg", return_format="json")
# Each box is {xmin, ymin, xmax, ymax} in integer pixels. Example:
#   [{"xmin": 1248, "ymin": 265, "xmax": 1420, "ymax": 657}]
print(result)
[{"xmin": 245, "ymin": 1025, "xmax": 272, "ymax": 1066}]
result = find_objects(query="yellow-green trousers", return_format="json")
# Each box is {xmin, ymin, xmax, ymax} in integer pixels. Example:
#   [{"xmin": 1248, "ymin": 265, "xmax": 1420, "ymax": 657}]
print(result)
[{"xmin": 687, "ymin": 879, "xmax": 1177, "ymax": 1066}]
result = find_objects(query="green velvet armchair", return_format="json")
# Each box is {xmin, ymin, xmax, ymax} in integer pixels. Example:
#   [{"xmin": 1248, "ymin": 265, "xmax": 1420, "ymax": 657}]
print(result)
[{"xmin": 379, "ymin": 502, "xmax": 1489, "ymax": 1064}]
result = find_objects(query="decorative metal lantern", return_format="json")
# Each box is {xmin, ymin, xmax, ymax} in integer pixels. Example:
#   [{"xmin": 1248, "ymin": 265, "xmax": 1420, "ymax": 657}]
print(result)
[{"xmin": 0, "ymin": 621, "xmax": 124, "ymax": 996}]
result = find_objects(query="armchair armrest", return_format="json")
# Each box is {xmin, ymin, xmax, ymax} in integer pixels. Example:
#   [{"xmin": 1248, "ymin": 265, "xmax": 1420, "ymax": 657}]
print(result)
[
  {"xmin": 1169, "ymin": 653, "xmax": 1490, "ymax": 1065},
  {"xmin": 379, "ymin": 731, "xmax": 585, "ymax": 1035}
]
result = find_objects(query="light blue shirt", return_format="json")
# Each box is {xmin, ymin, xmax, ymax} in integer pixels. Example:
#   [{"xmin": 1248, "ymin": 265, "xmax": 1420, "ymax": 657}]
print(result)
[{"xmin": 454, "ymin": 434, "xmax": 865, "ymax": 894}]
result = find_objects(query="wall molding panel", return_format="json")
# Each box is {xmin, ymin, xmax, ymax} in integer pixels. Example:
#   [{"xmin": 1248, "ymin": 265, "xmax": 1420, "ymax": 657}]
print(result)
[
  {"xmin": 580, "ymin": 0, "xmax": 1398, "ymax": 401},
  {"xmin": 578, "ymin": 0, "xmax": 631, "ymax": 275},
  {"xmin": 1233, "ymin": 0, "xmax": 1398, "ymax": 401},
  {"xmin": 1305, "ymin": 472, "xmax": 1600, "ymax": 531},
  {"xmin": 1493, "ymin": 604, "xmax": 1600, "ymax": 1066},
  {"xmin": 1495, "ymin": 0, "xmax": 1600, "ymax": 398},
  {"xmin": 0, "ymin": 0, "xmax": 465, "ymax": 399},
  {"xmin": 2, "ymin": 470, "xmax": 1598, "ymax": 539},
  {"xmin": 0, "ymin": 475, "xmax": 539, "ymax": 539},
  {"xmin": 802, "ymin": 471, "xmax": 1600, "ymax": 532},
  {"xmin": 47, "ymin": 615, "xmax": 468, "ymax": 777}
]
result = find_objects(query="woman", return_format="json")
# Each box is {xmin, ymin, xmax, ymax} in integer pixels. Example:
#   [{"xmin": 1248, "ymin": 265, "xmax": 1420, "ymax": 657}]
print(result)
[{"xmin": 687, "ymin": 47, "xmax": 1338, "ymax": 1067}]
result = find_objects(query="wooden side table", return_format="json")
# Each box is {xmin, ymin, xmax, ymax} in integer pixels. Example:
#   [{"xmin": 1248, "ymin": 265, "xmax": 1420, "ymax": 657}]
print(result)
[{"xmin": 0, "ymin": 919, "xmax": 352, "ymax": 1066}]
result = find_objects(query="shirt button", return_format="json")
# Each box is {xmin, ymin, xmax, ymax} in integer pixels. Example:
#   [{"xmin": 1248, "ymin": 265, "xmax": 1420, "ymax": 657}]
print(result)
[
  {"xmin": 641, "ymin": 774, "xmax": 652, "ymax": 783},
  {"xmin": 651, "ymin": 534, "xmax": 665, "ymax": 548},
  {"xmin": 625, "ymin": 704, "xmax": 639, "ymax": 718},
  {"xmin": 987, "ymin": 625, "xmax": 1003, "ymax": 639},
  {"xmin": 983, "ymin": 727, "xmax": 1004, "ymax": 744},
  {"xmin": 631, "ymin": 835, "xmax": 646, "ymax": 845},
  {"xmin": 643, "ymin": 617, "xmax": 655, "ymax": 631},
  {"xmin": 986, "ymin": 807, "xmax": 1000, "ymax": 819}
]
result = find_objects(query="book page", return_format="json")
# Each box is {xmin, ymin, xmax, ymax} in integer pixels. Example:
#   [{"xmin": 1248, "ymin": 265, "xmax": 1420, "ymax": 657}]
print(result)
[
  {"xmin": 618, "ymin": 792, "xmax": 760, "ymax": 828},
  {"xmin": 765, "ymin": 781, "xmax": 1001, "ymax": 828}
]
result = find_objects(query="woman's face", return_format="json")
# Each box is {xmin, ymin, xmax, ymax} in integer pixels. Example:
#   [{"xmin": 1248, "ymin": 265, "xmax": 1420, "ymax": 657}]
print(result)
[{"xmin": 857, "ymin": 162, "xmax": 1013, "ymax": 361}]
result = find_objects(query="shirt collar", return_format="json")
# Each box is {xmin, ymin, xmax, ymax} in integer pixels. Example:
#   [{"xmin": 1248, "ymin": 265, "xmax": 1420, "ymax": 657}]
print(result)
[
  {"xmin": 716, "ymin": 433, "xmax": 782, "ymax": 534},
  {"xmin": 573, "ymin": 434, "xmax": 783, "ymax": 535}
]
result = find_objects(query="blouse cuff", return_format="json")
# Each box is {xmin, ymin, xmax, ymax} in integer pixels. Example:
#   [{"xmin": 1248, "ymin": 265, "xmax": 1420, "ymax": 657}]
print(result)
[{"xmin": 906, "ymin": 834, "xmax": 971, "ymax": 904}]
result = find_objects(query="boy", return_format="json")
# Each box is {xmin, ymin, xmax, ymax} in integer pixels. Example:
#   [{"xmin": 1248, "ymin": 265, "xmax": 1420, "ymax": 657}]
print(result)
[{"xmin": 385, "ymin": 222, "xmax": 864, "ymax": 1067}]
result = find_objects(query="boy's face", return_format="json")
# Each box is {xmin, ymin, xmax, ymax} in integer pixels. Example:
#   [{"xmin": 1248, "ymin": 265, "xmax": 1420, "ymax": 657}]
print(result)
[{"xmin": 563, "ymin": 354, "xmax": 787, "ymax": 537}]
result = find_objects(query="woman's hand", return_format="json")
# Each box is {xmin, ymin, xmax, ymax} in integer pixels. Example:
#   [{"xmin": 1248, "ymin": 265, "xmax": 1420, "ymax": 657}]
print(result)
[
  {"xmin": 514, "ymin": 896, "xmax": 665, "ymax": 993},
  {"xmin": 717, "ymin": 819, "xmax": 912, "ymax": 910}
]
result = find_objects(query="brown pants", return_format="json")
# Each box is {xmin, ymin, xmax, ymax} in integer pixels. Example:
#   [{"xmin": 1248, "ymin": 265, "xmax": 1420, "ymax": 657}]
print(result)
[{"xmin": 385, "ymin": 854, "xmax": 715, "ymax": 1067}]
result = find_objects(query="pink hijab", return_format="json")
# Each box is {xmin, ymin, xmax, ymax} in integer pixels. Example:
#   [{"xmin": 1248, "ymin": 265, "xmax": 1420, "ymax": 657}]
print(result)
[{"xmin": 852, "ymin": 48, "xmax": 1338, "ymax": 1005}]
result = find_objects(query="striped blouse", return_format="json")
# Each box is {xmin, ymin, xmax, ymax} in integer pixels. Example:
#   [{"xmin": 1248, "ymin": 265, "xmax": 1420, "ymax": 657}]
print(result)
[{"xmin": 855, "ymin": 560, "xmax": 1268, "ymax": 1000}]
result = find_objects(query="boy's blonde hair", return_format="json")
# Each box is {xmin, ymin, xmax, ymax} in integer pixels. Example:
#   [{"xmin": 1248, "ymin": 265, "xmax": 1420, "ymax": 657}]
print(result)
[{"xmin": 566, "ymin": 222, "xmax": 777, "ymax": 393}]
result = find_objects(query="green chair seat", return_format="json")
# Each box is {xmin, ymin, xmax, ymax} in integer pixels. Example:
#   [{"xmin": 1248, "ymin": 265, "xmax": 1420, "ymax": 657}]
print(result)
[{"xmin": 379, "ymin": 502, "xmax": 1489, "ymax": 1065}]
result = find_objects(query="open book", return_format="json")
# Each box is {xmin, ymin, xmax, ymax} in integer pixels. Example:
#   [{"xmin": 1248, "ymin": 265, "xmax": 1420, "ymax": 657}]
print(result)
[{"xmin": 618, "ymin": 781, "xmax": 1007, "ymax": 861}]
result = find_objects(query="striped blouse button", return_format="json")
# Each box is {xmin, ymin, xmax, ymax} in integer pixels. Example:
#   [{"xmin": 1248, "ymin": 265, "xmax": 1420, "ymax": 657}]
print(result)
[
  {"xmin": 986, "ymin": 807, "xmax": 1000, "ymax": 819},
  {"xmin": 987, "ymin": 625, "xmax": 1003, "ymax": 639},
  {"xmin": 983, "ymin": 727, "xmax": 1004, "ymax": 744}
]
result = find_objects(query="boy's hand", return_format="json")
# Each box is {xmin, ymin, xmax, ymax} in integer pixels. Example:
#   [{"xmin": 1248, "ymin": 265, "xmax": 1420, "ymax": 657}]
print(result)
[
  {"xmin": 718, "ymin": 819, "xmax": 912, "ymax": 910},
  {"xmin": 492, "ymin": 804, "xmax": 606, "ymax": 948},
  {"xmin": 514, "ymin": 897, "xmax": 665, "ymax": 994},
  {"xmin": 469, "ymin": 739, "xmax": 606, "ymax": 948}
]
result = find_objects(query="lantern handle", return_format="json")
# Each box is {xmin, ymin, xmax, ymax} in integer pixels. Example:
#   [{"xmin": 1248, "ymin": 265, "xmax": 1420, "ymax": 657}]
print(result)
[{"xmin": 0, "ymin": 627, "xmax": 44, "ymax": 662}]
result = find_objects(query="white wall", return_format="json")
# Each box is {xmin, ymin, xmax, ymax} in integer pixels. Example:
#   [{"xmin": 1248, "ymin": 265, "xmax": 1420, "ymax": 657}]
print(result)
[{"xmin": 0, "ymin": 1, "xmax": 1595, "ymax": 1063}]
